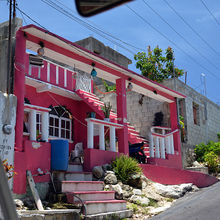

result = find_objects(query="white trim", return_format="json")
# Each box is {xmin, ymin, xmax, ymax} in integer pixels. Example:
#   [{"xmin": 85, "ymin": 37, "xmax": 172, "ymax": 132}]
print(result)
[
  {"xmin": 56, "ymin": 65, "xmax": 59, "ymax": 85},
  {"xmin": 64, "ymin": 68, "xmax": 67, "ymax": 87},
  {"xmin": 24, "ymin": 103, "xmax": 51, "ymax": 112},
  {"xmin": 47, "ymin": 62, "xmax": 50, "ymax": 82}
]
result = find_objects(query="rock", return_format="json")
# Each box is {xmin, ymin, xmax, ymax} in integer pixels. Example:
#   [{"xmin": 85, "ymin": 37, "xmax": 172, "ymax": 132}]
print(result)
[
  {"xmin": 92, "ymin": 166, "xmax": 104, "ymax": 179},
  {"xmin": 23, "ymin": 197, "xmax": 35, "ymax": 209},
  {"xmin": 148, "ymin": 203, "xmax": 172, "ymax": 215},
  {"xmin": 192, "ymin": 185, "xmax": 199, "ymax": 192},
  {"xmin": 110, "ymin": 184, "xmax": 123, "ymax": 200},
  {"xmin": 133, "ymin": 189, "xmax": 142, "ymax": 195},
  {"xmin": 128, "ymin": 173, "xmax": 143, "ymax": 189},
  {"xmin": 193, "ymin": 161, "xmax": 201, "ymax": 167},
  {"xmin": 153, "ymin": 183, "xmax": 193, "ymax": 199},
  {"xmin": 45, "ymin": 207, "xmax": 51, "ymax": 210},
  {"xmin": 104, "ymin": 173, "xmax": 117, "ymax": 185},
  {"xmin": 105, "ymin": 170, "xmax": 114, "ymax": 175},
  {"xmin": 104, "ymin": 185, "xmax": 110, "ymax": 191},
  {"xmin": 142, "ymin": 186, "xmax": 163, "ymax": 201},
  {"xmin": 14, "ymin": 199, "xmax": 24, "ymax": 209},
  {"xmin": 130, "ymin": 195, "xmax": 150, "ymax": 206},
  {"xmin": 122, "ymin": 190, "xmax": 132, "ymax": 199},
  {"xmin": 102, "ymin": 163, "xmax": 112, "ymax": 172},
  {"xmin": 141, "ymin": 175, "xmax": 149, "ymax": 189}
]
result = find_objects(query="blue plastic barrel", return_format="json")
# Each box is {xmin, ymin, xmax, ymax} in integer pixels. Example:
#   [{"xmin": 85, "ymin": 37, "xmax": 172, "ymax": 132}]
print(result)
[{"xmin": 50, "ymin": 139, "xmax": 69, "ymax": 171}]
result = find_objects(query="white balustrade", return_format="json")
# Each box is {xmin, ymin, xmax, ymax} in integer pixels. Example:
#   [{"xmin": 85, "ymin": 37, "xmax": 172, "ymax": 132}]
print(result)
[
  {"xmin": 24, "ymin": 104, "xmax": 50, "ymax": 142},
  {"xmin": 149, "ymin": 126, "xmax": 178, "ymax": 159},
  {"xmin": 85, "ymin": 118, "xmax": 123, "ymax": 152}
]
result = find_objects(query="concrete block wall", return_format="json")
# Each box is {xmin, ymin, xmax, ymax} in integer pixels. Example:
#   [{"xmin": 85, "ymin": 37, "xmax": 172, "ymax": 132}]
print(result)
[
  {"xmin": 75, "ymin": 37, "xmax": 132, "ymax": 68},
  {"xmin": 94, "ymin": 85, "xmax": 170, "ymax": 140},
  {"xmin": 162, "ymin": 79, "xmax": 220, "ymax": 147}
]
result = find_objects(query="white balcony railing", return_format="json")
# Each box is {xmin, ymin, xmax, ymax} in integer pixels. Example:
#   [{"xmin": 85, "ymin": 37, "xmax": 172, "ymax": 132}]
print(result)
[
  {"xmin": 85, "ymin": 118, "xmax": 124, "ymax": 152},
  {"xmin": 149, "ymin": 126, "xmax": 178, "ymax": 159}
]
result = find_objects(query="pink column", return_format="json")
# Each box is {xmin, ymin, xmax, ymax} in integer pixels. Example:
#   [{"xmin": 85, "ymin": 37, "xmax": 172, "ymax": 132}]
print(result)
[
  {"xmin": 14, "ymin": 29, "xmax": 26, "ymax": 152},
  {"xmin": 169, "ymin": 100, "xmax": 182, "ymax": 166},
  {"xmin": 116, "ymin": 78, "xmax": 129, "ymax": 155}
]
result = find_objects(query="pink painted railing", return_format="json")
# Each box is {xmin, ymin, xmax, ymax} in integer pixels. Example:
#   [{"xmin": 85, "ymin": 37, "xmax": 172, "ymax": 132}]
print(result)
[
  {"xmin": 149, "ymin": 126, "xmax": 178, "ymax": 159},
  {"xmin": 27, "ymin": 57, "xmax": 76, "ymax": 91}
]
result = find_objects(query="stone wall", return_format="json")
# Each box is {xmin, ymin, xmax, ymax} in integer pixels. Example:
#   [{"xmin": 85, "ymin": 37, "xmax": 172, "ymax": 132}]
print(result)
[
  {"xmin": 94, "ymin": 85, "xmax": 170, "ymax": 139},
  {"xmin": 162, "ymin": 79, "xmax": 220, "ymax": 147},
  {"xmin": 0, "ymin": 92, "xmax": 17, "ymax": 189}
]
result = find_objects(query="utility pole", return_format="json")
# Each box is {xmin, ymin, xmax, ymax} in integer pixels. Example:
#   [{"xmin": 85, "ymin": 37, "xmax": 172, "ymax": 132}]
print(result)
[{"xmin": 7, "ymin": 0, "xmax": 16, "ymax": 94}]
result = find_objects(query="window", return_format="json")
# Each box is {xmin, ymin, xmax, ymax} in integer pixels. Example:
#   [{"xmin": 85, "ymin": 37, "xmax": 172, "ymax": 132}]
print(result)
[
  {"xmin": 193, "ymin": 102, "xmax": 200, "ymax": 126},
  {"xmin": 49, "ymin": 106, "xmax": 72, "ymax": 141},
  {"xmin": 36, "ymin": 112, "xmax": 42, "ymax": 134}
]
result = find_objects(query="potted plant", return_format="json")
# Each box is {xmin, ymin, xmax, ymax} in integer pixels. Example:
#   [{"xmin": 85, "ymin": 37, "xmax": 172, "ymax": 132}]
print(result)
[{"xmin": 101, "ymin": 102, "xmax": 112, "ymax": 121}]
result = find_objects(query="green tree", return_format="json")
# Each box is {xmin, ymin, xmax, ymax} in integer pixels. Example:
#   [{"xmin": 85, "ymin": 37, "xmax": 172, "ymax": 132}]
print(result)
[{"xmin": 134, "ymin": 46, "xmax": 184, "ymax": 82}]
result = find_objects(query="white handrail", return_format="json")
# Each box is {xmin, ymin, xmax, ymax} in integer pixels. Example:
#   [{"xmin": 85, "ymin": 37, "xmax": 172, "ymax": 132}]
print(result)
[
  {"xmin": 149, "ymin": 127, "xmax": 178, "ymax": 159},
  {"xmin": 85, "ymin": 118, "xmax": 123, "ymax": 152}
]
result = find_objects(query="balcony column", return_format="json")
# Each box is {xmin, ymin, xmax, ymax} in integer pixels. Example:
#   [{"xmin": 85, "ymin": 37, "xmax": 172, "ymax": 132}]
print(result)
[
  {"xmin": 29, "ymin": 110, "xmax": 36, "ymax": 141},
  {"xmin": 169, "ymin": 100, "xmax": 182, "ymax": 167},
  {"xmin": 116, "ymin": 78, "xmax": 128, "ymax": 155},
  {"xmin": 87, "ymin": 120, "xmax": 94, "ymax": 149},
  {"xmin": 14, "ymin": 30, "xmax": 26, "ymax": 151},
  {"xmin": 41, "ymin": 112, "xmax": 49, "ymax": 142},
  {"xmin": 99, "ymin": 124, "xmax": 105, "ymax": 150},
  {"xmin": 110, "ymin": 126, "xmax": 116, "ymax": 152}
]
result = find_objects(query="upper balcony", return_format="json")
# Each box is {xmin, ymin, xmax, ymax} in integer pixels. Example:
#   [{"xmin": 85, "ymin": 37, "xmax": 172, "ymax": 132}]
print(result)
[{"xmin": 25, "ymin": 54, "xmax": 92, "ymax": 95}]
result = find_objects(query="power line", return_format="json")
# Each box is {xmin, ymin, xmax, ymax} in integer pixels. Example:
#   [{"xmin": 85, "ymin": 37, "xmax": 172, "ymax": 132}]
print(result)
[
  {"xmin": 142, "ymin": 0, "xmax": 220, "ymax": 75},
  {"xmin": 15, "ymin": 5, "xmax": 139, "ymax": 79},
  {"xmin": 200, "ymin": 0, "xmax": 220, "ymax": 26},
  {"xmin": 15, "ymin": 7, "xmax": 48, "ymax": 30},
  {"xmin": 126, "ymin": 4, "xmax": 220, "ymax": 81},
  {"xmin": 40, "ymin": 0, "xmax": 143, "ymax": 55},
  {"xmin": 163, "ymin": 0, "xmax": 220, "ymax": 58}
]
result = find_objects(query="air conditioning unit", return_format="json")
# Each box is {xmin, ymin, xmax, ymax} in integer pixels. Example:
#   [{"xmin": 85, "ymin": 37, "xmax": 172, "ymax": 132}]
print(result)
[{"xmin": 29, "ymin": 54, "xmax": 44, "ymax": 67}]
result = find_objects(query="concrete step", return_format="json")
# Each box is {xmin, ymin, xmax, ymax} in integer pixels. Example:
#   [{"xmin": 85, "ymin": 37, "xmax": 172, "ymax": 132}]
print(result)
[
  {"xmin": 67, "ymin": 164, "xmax": 83, "ymax": 172},
  {"xmin": 82, "ymin": 200, "xmax": 127, "ymax": 215},
  {"xmin": 54, "ymin": 171, "xmax": 92, "ymax": 182},
  {"xmin": 62, "ymin": 181, "xmax": 104, "ymax": 192},
  {"xmin": 66, "ymin": 191, "xmax": 115, "ymax": 202},
  {"xmin": 85, "ymin": 209, "xmax": 133, "ymax": 220},
  {"xmin": 65, "ymin": 172, "xmax": 92, "ymax": 181}
]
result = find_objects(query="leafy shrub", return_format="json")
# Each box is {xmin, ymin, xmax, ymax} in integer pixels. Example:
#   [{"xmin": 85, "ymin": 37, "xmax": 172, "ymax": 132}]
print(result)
[
  {"xmin": 194, "ymin": 142, "xmax": 210, "ymax": 162},
  {"xmin": 111, "ymin": 155, "xmax": 142, "ymax": 184},
  {"xmin": 218, "ymin": 133, "xmax": 220, "ymax": 141},
  {"xmin": 204, "ymin": 152, "xmax": 220, "ymax": 174}
]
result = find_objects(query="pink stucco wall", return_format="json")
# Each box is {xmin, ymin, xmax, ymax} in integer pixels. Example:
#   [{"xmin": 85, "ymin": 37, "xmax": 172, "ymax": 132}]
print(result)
[
  {"xmin": 13, "ymin": 141, "xmax": 51, "ymax": 194},
  {"xmin": 141, "ymin": 164, "xmax": 218, "ymax": 188},
  {"xmin": 83, "ymin": 148, "xmax": 120, "ymax": 172}
]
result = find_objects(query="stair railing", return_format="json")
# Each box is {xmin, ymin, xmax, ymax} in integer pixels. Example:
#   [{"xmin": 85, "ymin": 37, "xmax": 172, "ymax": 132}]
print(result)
[{"xmin": 149, "ymin": 126, "xmax": 178, "ymax": 159}]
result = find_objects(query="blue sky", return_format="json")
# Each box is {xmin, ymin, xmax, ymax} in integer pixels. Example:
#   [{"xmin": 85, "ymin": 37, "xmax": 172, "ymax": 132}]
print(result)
[{"xmin": 1, "ymin": 0, "xmax": 220, "ymax": 104}]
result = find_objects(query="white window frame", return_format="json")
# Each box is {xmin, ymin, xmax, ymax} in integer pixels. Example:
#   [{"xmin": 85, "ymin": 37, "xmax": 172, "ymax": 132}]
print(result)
[{"xmin": 49, "ymin": 114, "xmax": 72, "ymax": 141}]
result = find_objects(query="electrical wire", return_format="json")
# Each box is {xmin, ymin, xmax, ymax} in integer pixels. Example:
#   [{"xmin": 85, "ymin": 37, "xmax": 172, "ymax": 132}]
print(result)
[
  {"xmin": 200, "ymin": 0, "xmax": 220, "ymax": 26},
  {"xmin": 40, "ymin": 0, "xmax": 136, "ymax": 55},
  {"xmin": 163, "ymin": 0, "xmax": 220, "ymax": 58},
  {"xmin": 142, "ymin": 0, "xmax": 220, "ymax": 74},
  {"xmin": 126, "ymin": 4, "xmax": 220, "ymax": 81},
  {"xmin": 52, "ymin": 0, "xmax": 145, "ymax": 52}
]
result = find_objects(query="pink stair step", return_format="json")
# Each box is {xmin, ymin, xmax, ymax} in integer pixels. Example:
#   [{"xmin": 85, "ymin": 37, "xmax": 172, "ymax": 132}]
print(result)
[
  {"xmin": 62, "ymin": 181, "xmax": 104, "ymax": 192},
  {"xmin": 66, "ymin": 191, "xmax": 115, "ymax": 203},
  {"xmin": 82, "ymin": 200, "xmax": 127, "ymax": 215}
]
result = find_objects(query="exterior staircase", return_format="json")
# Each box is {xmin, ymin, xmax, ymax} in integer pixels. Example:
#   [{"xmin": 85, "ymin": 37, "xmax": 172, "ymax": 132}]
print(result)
[
  {"xmin": 54, "ymin": 163, "xmax": 132, "ymax": 219},
  {"xmin": 75, "ymin": 89, "xmax": 150, "ymax": 156}
]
